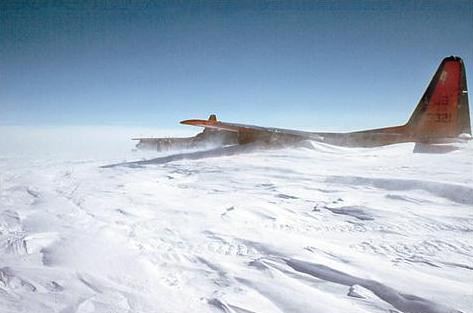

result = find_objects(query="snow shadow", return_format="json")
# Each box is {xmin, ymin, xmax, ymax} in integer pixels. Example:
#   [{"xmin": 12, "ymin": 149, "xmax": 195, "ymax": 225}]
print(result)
[{"xmin": 285, "ymin": 258, "xmax": 462, "ymax": 313}]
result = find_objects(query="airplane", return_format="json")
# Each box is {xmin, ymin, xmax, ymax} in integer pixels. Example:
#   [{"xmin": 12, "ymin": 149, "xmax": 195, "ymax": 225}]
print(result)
[{"xmin": 121, "ymin": 56, "xmax": 470, "ymax": 167}]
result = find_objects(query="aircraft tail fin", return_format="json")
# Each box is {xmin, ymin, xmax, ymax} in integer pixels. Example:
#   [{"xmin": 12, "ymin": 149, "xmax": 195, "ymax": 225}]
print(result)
[{"xmin": 406, "ymin": 56, "xmax": 471, "ymax": 142}]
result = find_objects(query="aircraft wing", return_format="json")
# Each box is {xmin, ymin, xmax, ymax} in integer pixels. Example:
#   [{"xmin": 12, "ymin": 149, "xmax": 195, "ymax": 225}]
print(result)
[
  {"xmin": 179, "ymin": 118, "xmax": 417, "ymax": 147},
  {"xmin": 180, "ymin": 118, "xmax": 324, "ymax": 141}
]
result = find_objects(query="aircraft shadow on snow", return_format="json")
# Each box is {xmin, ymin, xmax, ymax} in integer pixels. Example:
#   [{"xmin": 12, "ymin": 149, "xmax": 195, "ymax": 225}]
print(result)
[{"xmin": 101, "ymin": 143, "xmax": 262, "ymax": 168}]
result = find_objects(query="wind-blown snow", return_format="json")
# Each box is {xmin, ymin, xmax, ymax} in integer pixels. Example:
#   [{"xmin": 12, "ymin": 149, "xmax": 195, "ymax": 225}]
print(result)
[{"xmin": 0, "ymin": 127, "xmax": 472, "ymax": 313}]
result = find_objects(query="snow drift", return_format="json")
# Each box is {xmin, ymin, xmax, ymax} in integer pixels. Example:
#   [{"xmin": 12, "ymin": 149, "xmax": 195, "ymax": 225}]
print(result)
[{"xmin": 0, "ymin": 126, "xmax": 472, "ymax": 313}]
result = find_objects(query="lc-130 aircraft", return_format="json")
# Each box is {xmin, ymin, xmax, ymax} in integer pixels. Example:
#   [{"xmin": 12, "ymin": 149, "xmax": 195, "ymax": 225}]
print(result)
[
  {"xmin": 136, "ymin": 56, "xmax": 470, "ymax": 149},
  {"xmin": 107, "ymin": 56, "xmax": 470, "ymax": 167}
]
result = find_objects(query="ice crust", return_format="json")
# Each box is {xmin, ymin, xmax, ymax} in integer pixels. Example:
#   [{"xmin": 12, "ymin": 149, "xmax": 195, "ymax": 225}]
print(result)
[{"xmin": 0, "ymin": 131, "xmax": 472, "ymax": 313}]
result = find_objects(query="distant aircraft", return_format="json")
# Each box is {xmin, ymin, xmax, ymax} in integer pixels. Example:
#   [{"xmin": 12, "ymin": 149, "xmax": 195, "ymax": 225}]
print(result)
[{"xmin": 133, "ymin": 56, "xmax": 470, "ymax": 154}]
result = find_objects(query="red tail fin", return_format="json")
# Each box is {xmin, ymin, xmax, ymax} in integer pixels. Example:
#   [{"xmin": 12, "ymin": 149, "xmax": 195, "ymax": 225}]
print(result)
[{"xmin": 407, "ymin": 56, "xmax": 471, "ymax": 142}]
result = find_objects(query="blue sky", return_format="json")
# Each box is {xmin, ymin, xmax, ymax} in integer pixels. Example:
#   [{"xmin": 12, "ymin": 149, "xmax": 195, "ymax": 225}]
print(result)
[{"xmin": 1, "ymin": 1, "xmax": 472, "ymax": 131}]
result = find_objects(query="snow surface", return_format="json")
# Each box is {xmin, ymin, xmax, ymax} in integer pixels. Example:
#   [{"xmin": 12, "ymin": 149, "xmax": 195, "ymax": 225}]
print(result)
[{"xmin": 0, "ymin": 127, "xmax": 472, "ymax": 313}]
